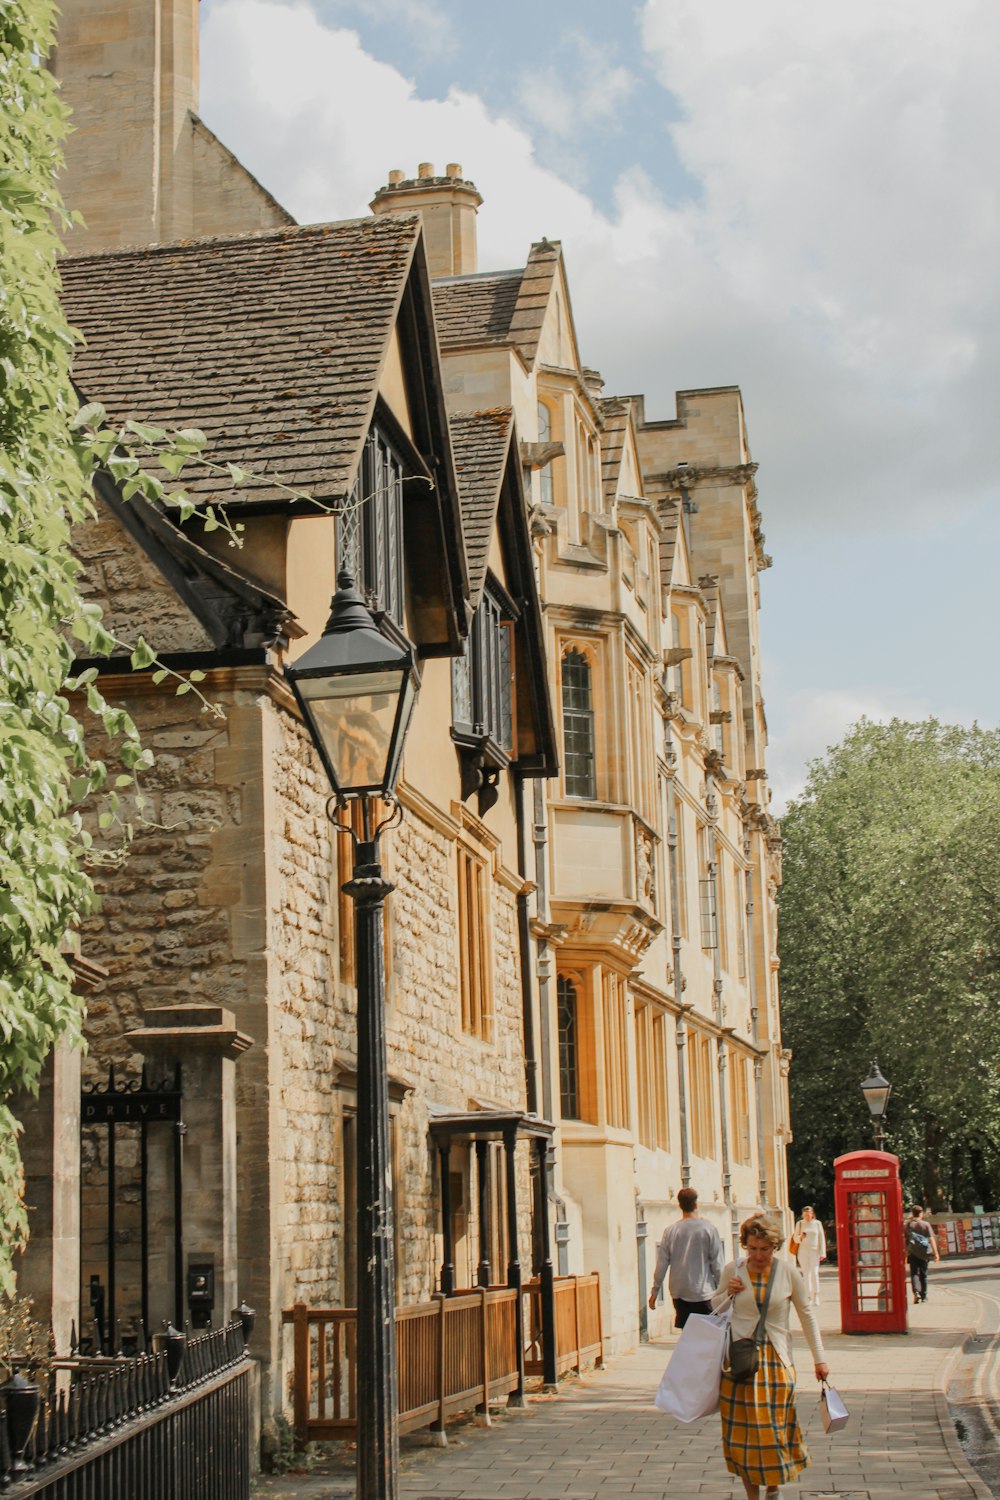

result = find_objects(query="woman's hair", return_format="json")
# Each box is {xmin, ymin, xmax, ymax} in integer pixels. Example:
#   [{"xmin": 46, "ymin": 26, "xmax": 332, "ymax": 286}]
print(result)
[
  {"xmin": 739, "ymin": 1213, "xmax": 785, "ymax": 1250},
  {"xmin": 801, "ymin": 1204, "xmax": 814, "ymax": 1213}
]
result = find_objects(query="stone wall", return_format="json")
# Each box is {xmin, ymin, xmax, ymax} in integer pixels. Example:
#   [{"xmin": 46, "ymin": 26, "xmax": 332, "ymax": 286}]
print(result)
[{"xmin": 73, "ymin": 499, "xmax": 214, "ymax": 655}]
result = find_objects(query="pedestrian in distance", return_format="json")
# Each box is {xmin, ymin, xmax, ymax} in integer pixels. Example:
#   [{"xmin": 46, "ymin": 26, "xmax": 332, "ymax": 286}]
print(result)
[
  {"xmin": 792, "ymin": 1205, "xmax": 826, "ymax": 1306},
  {"xmin": 713, "ymin": 1213, "xmax": 829, "ymax": 1500},
  {"xmin": 647, "ymin": 1186, "xmax": 724, "ymax": 1328},
  {"xmin": 905, "ymin": 1204, "xmax": 940, "ymax": 1303}
]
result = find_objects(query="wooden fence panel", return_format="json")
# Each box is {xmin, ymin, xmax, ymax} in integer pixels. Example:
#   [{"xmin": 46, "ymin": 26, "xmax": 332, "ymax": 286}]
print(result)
[
  {"xmin": 522, "ymin": 1273, "xmax": 604, "ymax": 1377},
  {"xmin": 283, "ymin": 1288, "xmax": 520, "ymax": 1446}
]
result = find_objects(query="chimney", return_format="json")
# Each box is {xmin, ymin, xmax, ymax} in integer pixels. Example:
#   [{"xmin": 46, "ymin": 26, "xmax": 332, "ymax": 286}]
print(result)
[
  {"xmin": 370, "ymin": 163, "xmax": 482, "ymax": 278},
  {"xmin": 51, "ymin": 0, "xmax": 200, "ymax": 252}
]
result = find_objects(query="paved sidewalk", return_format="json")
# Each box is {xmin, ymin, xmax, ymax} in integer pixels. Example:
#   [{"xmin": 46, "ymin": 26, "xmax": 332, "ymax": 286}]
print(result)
[{"xmin": 254, "ymin": 1262, "xmax": 993, "ymax": 1499}]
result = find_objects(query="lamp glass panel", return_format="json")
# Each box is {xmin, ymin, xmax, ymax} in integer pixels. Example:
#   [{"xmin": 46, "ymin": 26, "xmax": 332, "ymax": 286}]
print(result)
[
  {"xmin": 863, "ymin": 1084, "xmax": 891, "ymax": 1118},
  {"xmin": 297, "ymin": 667, "xmax": 404, "ymax": 791}
]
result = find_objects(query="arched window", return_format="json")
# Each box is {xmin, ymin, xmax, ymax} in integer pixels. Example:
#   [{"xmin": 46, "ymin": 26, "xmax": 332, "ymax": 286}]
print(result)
[
  {"xmin": 561, "ymin": 648, "xmax": 596, "ymax": 798},
  {"xmin": 557, "ymin": 976, "xmax": 580, "ymax": 1119},
  {"xmin": 537, "ymin": 400, "xmax": 553, "ymax": 506}
]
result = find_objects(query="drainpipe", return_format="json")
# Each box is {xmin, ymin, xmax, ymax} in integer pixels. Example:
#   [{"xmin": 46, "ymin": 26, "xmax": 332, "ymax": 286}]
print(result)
[
  {"xmin": 744, "ymin": 829, "xmax": 769, "ymax": 1208},
  {"xmin": 531, "ymin": 777, "xmax": 569, "ymax": 1261},
  {"xmin": 636, "ymin": 1197, "xmax": 649, "ymax": 1343},
  {"xmin": 515, "ymin": 775, "xmax": 539, "ymax": 1116},
  {"xmin": 664, "ymin": 721, "xmax": 691, "ymax": 1186},
  {"xmin": 707, "ymin": 775, "xmax": 739, "ymax": 1256}
]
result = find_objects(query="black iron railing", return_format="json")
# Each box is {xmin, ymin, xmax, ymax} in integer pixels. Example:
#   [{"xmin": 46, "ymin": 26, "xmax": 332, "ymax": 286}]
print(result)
[{"xmin": 0, "ymin": 1320, "xmax": 251, "ymax": 1499}]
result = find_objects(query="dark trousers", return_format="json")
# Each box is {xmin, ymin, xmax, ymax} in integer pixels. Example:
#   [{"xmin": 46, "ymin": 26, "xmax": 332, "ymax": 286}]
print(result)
[
  {"xmin": 908, "ymin": 1255, "xmax": 928, "ymax": 1300},
  {"xmin": 672, "ymin": 1297, "xmax": 713, "ymax": 1329}
]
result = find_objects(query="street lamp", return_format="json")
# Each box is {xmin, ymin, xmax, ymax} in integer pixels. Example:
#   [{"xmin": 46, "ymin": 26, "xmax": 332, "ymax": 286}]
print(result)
[
  {"xmin": 286, "ymin": 571, "xmax": 420, "ymax": 1500},
  {"xmin": 860, "ymin": 1060, "xmax": 892, "ymax": 1150}
]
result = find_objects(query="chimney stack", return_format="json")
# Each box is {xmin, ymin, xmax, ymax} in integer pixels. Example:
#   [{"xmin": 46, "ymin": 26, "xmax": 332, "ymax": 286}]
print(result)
[{"xmin": 370, "ymin": 163, "xmax": 482, "ymax": 279}]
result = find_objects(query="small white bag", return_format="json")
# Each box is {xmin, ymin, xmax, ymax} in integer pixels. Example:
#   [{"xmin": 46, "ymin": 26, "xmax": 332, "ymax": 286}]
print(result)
[
  {"xmin": 820, "ymin": 1382, "xmax": 849, "ymax": 1432},
  {"xmin": 654, "ymin": 1306, "xmax": 732, "ymax": 1423}
]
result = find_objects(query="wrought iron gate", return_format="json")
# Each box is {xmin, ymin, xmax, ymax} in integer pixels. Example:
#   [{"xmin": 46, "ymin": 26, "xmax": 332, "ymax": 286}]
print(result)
[{"xmin": 79, "ymin": 1064, "xmax": 184, "ymax": 1350}]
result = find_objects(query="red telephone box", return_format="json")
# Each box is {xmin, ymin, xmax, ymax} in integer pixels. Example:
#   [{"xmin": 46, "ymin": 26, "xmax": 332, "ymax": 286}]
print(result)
[{"xmin": 833, "ymin": 1150, "xmax": 908, "ymax": 1334}]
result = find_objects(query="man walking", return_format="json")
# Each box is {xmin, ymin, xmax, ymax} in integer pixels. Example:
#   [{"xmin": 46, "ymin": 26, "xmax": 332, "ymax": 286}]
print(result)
[
  {"xmin": 647, "ymin": 1187, "xmax": 724, "ymax": 1328},
  {"xmin": 905, "ymin": 1204, "xmax": 940, "ymax": 1303}
]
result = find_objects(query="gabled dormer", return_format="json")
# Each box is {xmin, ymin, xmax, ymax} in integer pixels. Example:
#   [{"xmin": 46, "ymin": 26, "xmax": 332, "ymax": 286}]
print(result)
[
  {"xmin": 448, "ymin": 408, "xmax": 557, "ymax": 814},
  {"xmin": 61, "ymin": 215, "xmax": 471, "ymax": 664}
]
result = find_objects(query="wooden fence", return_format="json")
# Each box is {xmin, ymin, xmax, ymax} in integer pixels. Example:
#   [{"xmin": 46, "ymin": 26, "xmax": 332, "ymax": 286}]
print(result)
[
  {"xmin": 523, "ymin": 1274, "xmax": 603, "ymax": 1378},
  {"xmin": 283, "ymin": 1287, "xmax": 520, "ymax": 1445}
]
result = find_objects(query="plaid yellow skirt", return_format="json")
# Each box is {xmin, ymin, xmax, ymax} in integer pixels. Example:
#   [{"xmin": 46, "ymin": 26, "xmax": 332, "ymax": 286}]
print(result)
[{"xmin": 719, "ymin": 1339, "xmax": 809, "ymax": 1487}]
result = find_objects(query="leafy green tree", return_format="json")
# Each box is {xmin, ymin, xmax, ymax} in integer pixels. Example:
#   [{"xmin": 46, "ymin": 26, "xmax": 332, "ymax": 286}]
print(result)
[
  {"xmin": 0, "ymin": 0, "xmax": 154, "ymax": 1292},
  {"xmin": 780, "ymin": 719, "xmax": 1000, "ymax": 1220}
]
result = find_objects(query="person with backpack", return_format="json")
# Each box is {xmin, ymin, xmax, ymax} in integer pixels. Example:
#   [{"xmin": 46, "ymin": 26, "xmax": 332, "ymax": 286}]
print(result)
[{"xmin": 905, "ymin": 1205, "xmax": 940, "ymax": 1302}]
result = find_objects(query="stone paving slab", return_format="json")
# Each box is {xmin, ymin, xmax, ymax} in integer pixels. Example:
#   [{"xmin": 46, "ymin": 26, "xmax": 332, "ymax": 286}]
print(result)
[{"xmin": 253, "ymin": 1262, "xmax": 997, "ymax": 1499}]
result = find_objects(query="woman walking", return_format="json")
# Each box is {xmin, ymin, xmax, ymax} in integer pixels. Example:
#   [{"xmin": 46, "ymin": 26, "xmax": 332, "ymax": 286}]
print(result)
[
  {"xmin": 712, "ymin": 1214, "xmax": 829, "ymax": 1500},
  {"xmin": 793, "ymin": 1205, "xmax": 826, "ymax": 1306}
]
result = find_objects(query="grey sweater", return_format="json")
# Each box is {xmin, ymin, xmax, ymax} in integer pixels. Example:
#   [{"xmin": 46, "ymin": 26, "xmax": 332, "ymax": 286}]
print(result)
[{"xmin": 651, "ymin": 1217, "xmax": 725, "ymax": 1301}]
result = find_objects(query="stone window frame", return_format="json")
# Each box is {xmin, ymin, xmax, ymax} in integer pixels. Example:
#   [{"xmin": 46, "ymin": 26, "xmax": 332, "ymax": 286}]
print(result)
[
  {"xmin": 601, "ymin": 969, "xmax": 629, "ymax": 1131},
  {"xmin": 626, "ymin": 652, "xmax": 654, "ymax": 824},
  {"xmin": 557, "ymin": 635, "xmax": 603, "ymax": 801},
  {"xmin": 555, "ymin": 965, "xmax": 599, "ymax": 1124},
  {"xmin": 456, "ymin": 838, "xmax": 494, "ymax": 1043},
  {"xmin": 687, "ymin": 1028, "xmax": 717, "ymax": 1161},
  {"xmin": 635, "ymin": 998, "xmax": 670, "ymax": 1152},
  {"xmin": 728, "ymin": 1049, "xmax": 753, "ymax": 1166},
  {"xmin": 536, "ymin": 397, "xmax": 560, "ymax": 509}
]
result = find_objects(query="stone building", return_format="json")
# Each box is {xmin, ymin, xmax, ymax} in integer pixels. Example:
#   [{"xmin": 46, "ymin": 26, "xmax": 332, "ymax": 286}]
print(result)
[
  {"xmin": 20, "ymin": 0, "xmax": 791, "ymax": 1407},
  {"xmin": 368, "ymin": 175, "xmax": 791, "ymax": 1349},
  {"xmin": 41, "ymin": 212, "xmax": 559, "ymax": 1417}
]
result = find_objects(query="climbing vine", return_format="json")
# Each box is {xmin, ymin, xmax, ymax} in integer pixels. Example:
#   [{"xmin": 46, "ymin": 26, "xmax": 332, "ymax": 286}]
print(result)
[{"xmin": 0, "ymin": 0, "xmax": 158, "ymax": 1291}]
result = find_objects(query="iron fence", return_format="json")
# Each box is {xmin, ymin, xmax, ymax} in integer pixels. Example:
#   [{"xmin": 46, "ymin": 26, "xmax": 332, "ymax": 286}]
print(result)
[{"xmin": 0, "ymin": 1320, "xmax": 251, "ymax": 1499}]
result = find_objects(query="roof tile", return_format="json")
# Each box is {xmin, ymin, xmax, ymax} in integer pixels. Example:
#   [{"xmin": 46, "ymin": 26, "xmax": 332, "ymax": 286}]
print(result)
[{"xmin": 61, "ymin": 216, "xmax": 421, "ymax": 508}]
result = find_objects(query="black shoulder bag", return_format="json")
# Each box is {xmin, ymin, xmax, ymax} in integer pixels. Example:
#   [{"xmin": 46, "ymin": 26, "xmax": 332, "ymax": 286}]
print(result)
[{"xmin": 727, "ymin": 1263, "xmax": 777, "ymax": 1383}]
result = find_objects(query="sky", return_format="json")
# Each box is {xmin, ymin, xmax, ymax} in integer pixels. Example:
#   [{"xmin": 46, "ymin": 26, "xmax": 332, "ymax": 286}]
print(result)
[{"xmin": 197, "ymin": 0, "xmax": 1000, "ymax": 808}]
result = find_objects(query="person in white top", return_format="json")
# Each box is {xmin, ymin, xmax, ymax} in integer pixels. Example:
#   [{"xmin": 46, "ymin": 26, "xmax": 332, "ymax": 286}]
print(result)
[{"xmin": 793, "ymin": 1205, "xmax": 826, "ymax": 1306}]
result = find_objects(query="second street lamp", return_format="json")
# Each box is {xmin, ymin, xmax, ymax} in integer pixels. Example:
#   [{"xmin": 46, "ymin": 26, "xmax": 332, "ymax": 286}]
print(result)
[
  {"xmin": 286, "ymin": 571, "xmax": 420, "ymax": 1500},
  {"xmin": 860, "ymin": 1060, "xmax": 892, "ymax": 1150}
]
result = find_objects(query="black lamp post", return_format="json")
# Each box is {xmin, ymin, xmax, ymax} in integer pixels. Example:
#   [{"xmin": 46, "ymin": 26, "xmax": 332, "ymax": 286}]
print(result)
[
  {"xmin": 860, "ymin": 1060, "xmax": 892, "ymax": 1150},
  {"xmin": 286, "ymin": 571, "xmax": 420, "ymax": 1500}
]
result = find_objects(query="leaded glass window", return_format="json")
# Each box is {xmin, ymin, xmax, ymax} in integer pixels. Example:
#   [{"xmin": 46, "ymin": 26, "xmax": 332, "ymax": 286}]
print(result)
[
  {"xmin": 562, "ymin": 648, "xmax": 596, "ymax": 798},
  {"xmin": 557, "ymin": 975, "xmax": 580, "ymax": 1120},
  {"xmin": 537, "ymin": 401, "xmax": 554, "ymax": 507},
  {"xmin": 337, "ymin": 425, "xmax": 405, "ymax": 626},
  {"xmin": 451, "ymin": 582, "xmax": 514, "ymax": 753}
]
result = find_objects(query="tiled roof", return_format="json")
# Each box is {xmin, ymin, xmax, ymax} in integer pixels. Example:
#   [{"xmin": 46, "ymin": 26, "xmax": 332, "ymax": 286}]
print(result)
[
  {"xmin": 433, "ymin": 271, "xmax": 523, "ymax": 348},
  {"xmin": 597, "ymin": 396, "xmax": 630, "ymax": 509},
  {"xmin": 657, "ymin": 498, "xmax": 683, "ymax": 589},
  {"xmin": 431, "ymin": 240, "xmax": 561, "ymax": 369},
  {"xmin": 60, "ymin": 216, "xmax": 422, "ymax": 509},
  {"xmin": 448, "ymin": 408, "xmax": 512, "ymax": 605},
  {"xmin": 508, "ymin": 240, "xmax": 560, "ymax": 367},
  {"xmin": 699, "ymin": 574, "xmax": 721, "ymax": 660}
]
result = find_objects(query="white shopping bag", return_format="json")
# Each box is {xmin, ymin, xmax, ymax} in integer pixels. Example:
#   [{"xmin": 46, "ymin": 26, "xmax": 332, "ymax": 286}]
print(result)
[
  {"xmin": 819, "ymin": 1382, "xmax": 849, "ymax": 1433},
  {"xmin": 654, "ymin": 1306, "xmax": 732, "ymax": 1423}
]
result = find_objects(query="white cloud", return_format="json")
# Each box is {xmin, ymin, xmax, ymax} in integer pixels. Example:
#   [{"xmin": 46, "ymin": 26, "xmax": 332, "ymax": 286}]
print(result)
[
  {"xmin": 200, "ymin": 0, "xmax": 1000, "ymax": 543},
  {"xmin": 195, "ymin": 0, "xmax": 999, "ymax": 797},
  {"xmin": 516, "ymin": 33, "xmax": 634, "ymax": 141}
]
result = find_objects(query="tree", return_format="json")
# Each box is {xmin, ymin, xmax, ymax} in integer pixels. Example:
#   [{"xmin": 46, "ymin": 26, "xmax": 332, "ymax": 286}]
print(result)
[
  {"xmin": 0, "ymin": 0, "xmax": 152, "ymax": 1293},
  {"xmin": 779, "ymin": 719, "xmax": 1000, "ymax": 1219}
]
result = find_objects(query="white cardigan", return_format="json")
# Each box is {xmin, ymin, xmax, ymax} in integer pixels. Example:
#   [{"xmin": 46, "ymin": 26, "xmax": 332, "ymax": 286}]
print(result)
[{"xmin": 711, "ymin": 1256, "xmax": 826, "ymax": 1372}]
